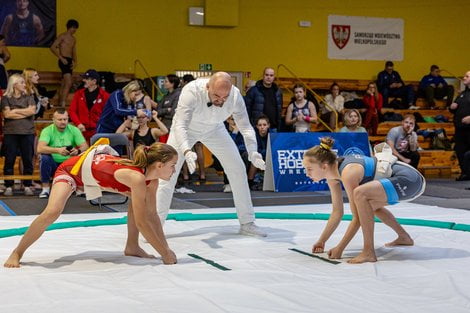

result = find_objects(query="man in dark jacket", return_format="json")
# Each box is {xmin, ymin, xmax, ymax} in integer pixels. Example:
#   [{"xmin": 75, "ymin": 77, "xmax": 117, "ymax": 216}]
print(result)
[
  {"xmin": 377, "ymin": 61, "xmax": 415, "ymax": 108},
  {"xmin": 450, "ymin": 71, "xmax": 470, "ymax": 181},
  {"xmin": 244, "ymin": 67, "xmax": 283, "ymax": 131},
  {"xmin": 419, "ymin": 65, "xmax": 454, "ymax": 108}
]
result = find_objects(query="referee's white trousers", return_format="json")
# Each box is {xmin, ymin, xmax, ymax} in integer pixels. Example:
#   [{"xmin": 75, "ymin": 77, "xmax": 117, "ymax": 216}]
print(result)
[{"xmin": 156, "ymin": 124, "xmax": 255, "ymax": 225}]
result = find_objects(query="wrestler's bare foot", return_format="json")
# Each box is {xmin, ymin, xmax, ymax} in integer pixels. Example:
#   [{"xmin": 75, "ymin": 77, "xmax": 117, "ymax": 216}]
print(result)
[
  {"xmin": 124, "ymin": 246, "xmax": 155, "ymax": 259},
  {"xmin": 385, "ymin": 235, "xmax": 414, "ymax": 247},
  {"xmin": 4, "ymin": 250, "xmax": 21, "ymax": 268},
  {"xmin": 347, "ymin": 252, "xmax": 377, "ymax": 264}
]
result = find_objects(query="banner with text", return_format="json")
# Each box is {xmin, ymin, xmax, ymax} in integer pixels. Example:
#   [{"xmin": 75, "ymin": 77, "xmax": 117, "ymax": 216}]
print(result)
[
  {"xmin": 263, "ymin": 132, "xmax": 371, "ymax": 192},
  {"xmin": 328, "ymin": 15, "xmax": 404, "ymax": 61}
]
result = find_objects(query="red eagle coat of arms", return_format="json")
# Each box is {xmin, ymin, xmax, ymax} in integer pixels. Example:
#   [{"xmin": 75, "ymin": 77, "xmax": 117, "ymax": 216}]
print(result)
[{"xmin": 332, "ymin": 25, "xmax": 351, "ymax": 49}]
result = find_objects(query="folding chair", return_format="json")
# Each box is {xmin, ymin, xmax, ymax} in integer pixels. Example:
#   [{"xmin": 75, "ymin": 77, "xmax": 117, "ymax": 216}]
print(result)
[{"xmin": 88, "ymin": 133, "xmax": 131, "ymax": 209}]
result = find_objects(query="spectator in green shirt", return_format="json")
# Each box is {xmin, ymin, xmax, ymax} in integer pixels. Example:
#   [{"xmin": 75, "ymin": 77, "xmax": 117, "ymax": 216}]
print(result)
[{"xmin": 37, "ymin": 108, "xmax": 88, "ymax": 198}]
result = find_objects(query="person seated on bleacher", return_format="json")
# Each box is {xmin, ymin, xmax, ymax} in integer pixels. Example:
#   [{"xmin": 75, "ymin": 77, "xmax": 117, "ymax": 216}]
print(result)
[
  {"xmin": 339, "ymin": 109, "xmax": 373, "ymax": 155},
  {"xmin": 116, "ymin": 109, "xmax": 168, "ymax": 148},
  {"xmin": 23, "ymin": 68, "xmax": 50, "ymax": 119},
  {"xmin": 339, "ymin": 109, "xmax": 367, "ymax": 133},
  {"xmin": 377, "ymin": 61, "xmax": 415, "ymax": 109},
  {"xmin": 96, "ymin": 80, "xmax": 152, "ymax": 134},
  {"xmin": 320, "ymin": 83, "xmax": 344, "ymax": 130},
  {"xmin": 222, "ymin": 115, "xmax": 248, "ymax": 193},
  {"xmin": 68, "ymin": 69, "xmax": 110, "ymax": 143},
  {"xmin": 37, "ymin": 108, "xmax": 88, "ymax": 198},
  {"xmin": 419, "ymin": 65, "xmax": 454, "ymax": 109},
  {"xmin": 362, "ymin": 82, "xmax": 383, "ymax": 136},
  {"xmin": 284, "ymin": 84, "xmax": 318, "ymax": 132},
  {"xmin": 386, "ymin": 114, "xmax": 420, "ymax": 169},
  {"xmin": 0, "ymin": 74, "xmax": 37, "ymax": 196},
  {"xmin": 248, "ymin": 115, "xmax": 270, "ymax": 191}
]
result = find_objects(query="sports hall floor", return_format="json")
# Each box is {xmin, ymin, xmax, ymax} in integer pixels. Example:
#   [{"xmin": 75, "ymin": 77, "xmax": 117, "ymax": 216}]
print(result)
[{"xmin": 0, "ymin": 177, "xmax": 469, "ymax": 313}]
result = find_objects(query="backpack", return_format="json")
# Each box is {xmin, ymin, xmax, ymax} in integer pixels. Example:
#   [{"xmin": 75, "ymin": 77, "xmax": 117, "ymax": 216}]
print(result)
[
  {"xmin": 431, "ymin": 128, "xmax": 452, "ymax": 150},
  {"xmin": 383, "ymin": 112, "xmax": 403, "ymax": 121}
]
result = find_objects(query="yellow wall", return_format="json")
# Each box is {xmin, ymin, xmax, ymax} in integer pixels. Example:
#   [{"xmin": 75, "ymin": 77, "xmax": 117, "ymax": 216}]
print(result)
[{"xmin": 6, "ymin": 0, "xmax": 470, "ymax": 82}]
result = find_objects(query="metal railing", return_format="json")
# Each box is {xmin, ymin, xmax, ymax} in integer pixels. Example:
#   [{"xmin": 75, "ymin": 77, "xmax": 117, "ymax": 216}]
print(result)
[
  {"xmin": 133, "ymin": 59, "xmax": 164, "ymax": 100},
  {"xmin": 276, "ymin": 64, "xmax": 337, "ymax": 132}
]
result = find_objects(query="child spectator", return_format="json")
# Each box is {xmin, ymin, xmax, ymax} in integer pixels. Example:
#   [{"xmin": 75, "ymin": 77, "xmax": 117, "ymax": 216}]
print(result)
[
  {"xmin": 248, "ymin": 115, "xmax": 270, "ymax": 190},
  {"xmin": 362, "ymin": 82, "xmax": 383, "ymax": 135},
  {"xmin": 222, "ymin": 115, "xmax": 248, "ymax": 193},
  {"xmin": 285, "ymin": 84, "xmax": 318, "ymax": 132}
]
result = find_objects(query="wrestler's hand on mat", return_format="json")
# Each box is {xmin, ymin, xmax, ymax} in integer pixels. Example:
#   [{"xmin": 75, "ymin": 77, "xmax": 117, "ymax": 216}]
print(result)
[
  {"xmin": 312, "ymin": 241, "xmax": 325, "ymax": 253},
  {"xmin": 327, "ymin": 246, "xmax": 343, "ymax": 259},
  {"xmin": 161, "ymin": 249, "xmax": 177, "ymax": 265},
  {"xmin": 184, "ymin": 150, "xmax": 198, "ymax": 174},
  {"xmin": 249, "ymin": 151, "xmax": 266, "ymax": 170}
]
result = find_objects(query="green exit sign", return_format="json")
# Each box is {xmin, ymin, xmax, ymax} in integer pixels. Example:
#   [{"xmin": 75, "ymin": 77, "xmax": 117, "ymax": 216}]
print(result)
[{"xmin": 199, "ymin": 64, "xmax": 213, "ymax": 71}]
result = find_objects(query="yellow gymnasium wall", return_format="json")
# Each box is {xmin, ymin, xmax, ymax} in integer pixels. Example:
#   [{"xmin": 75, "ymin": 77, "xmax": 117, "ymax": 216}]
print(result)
[{"xmin": 6, "ymin": 0, "xmax": 469, "ymax": 82}]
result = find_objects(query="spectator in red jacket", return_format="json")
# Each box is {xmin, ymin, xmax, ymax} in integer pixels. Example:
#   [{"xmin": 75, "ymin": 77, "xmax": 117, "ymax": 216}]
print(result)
[
  {"xmin": 68, "ymin": 69, "xmax": 109, "ymax": 142},
  {"xmin": 362, "ymin": 82, "xmax": 383, "ymax": 136}
]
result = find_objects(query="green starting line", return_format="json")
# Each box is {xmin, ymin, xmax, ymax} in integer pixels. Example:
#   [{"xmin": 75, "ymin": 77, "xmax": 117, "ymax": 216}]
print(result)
[
  {"xmin": 188, "ymin": 253, "xmax": 231, "ymax": 271},
  {"xmin": 1, "ymin": 212, "xmax": 470, "ymax": 239}
]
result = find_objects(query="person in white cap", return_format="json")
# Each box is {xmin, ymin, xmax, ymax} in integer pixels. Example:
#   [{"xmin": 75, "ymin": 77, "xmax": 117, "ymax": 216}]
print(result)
[{"xmin": 157, "ymin": 72, "xmax": 267, "ymax": 237}]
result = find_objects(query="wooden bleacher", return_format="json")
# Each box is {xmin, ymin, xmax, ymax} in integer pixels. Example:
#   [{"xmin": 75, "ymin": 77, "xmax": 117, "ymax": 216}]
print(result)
[
  {"xmin": 38, "ymin": 71, "xmax": 135, "ymax": 86},
  {"xmin": 0, "ymin": 158, "xmax": 40, "ymax": 182}
]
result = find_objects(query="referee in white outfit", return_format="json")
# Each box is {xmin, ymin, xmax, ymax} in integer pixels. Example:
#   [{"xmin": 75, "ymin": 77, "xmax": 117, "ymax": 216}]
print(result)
[{"xmin": 156, "ymin": 72, "xmax": 267, "ymax": 237}]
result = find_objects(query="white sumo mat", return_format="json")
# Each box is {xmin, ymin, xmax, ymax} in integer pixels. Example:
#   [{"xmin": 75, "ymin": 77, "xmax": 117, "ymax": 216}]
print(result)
[{"xmin": 1, "ymin": 203, "xmax": 470, "ymax": 313}]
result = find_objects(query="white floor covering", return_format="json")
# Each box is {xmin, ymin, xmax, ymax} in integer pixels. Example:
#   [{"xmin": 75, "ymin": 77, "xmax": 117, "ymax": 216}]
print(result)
[{"xmin": 1, "ymin": 203, "xmax": 470, "ymax": 313}]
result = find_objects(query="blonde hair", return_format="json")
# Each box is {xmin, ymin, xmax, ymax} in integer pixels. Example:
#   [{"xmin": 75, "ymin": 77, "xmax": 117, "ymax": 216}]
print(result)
[
  {"xmin": 23, "ymin": 68, "xmax": 39, "ymax": 96},
  {"xmin": 343, "ymin": 109, "xmax": 362, "ymax": 129},
  {"xmin": 115, "ymin": 142, "xmax": 177, "ymax": 168},
  {"xmin": 4, "ymin": 74, "xmax": 25, "ymax": 97},
  {"xmin": 304, "ymin": 137, "xmax": 337, "ymax": 165},
  {"xmin": 122, "ymin": 80, "xmax": 143, "ymax": 104}
]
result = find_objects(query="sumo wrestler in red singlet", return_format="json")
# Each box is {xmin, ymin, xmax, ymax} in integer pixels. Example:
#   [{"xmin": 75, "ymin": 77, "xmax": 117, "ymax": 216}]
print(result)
[
  {"xmin": 4, "ymin": 143, "xmax": 179, "ymax": 268},
  {"xmin": 54, "ymin": 154, "xmax": 148, "ymax": 193}
]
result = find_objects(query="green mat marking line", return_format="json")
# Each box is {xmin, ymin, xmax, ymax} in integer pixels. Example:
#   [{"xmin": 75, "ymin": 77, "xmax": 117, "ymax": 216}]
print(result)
[
  {"xmin": 1, "ymin": 212, "xmax": 470, "ymax": 239},
  {"xmin": 289, "ymin": 248, "xmax": 341, "ymax": 265},
  {"xmin": 188, "ymin": 253, "xmax": 231, "ymax": 271}
]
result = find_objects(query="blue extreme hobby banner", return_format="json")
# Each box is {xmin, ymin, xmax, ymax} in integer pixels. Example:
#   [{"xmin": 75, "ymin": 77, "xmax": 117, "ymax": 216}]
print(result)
[{"xmin": 266, "ymin": 132, "xmax": 370, "ymax": 192}]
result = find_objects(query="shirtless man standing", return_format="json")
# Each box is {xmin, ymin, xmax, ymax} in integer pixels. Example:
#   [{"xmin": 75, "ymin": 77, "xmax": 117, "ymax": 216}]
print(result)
[{"xmin": 50, "ymin": 19, "xmax": 79, "ymax": 107}]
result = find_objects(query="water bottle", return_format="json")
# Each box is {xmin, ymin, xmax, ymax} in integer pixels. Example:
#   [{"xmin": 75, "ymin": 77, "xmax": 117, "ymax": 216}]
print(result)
[{"xmin": 101, "ymin": 78, "xmax": 106, "ymax": 91}]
